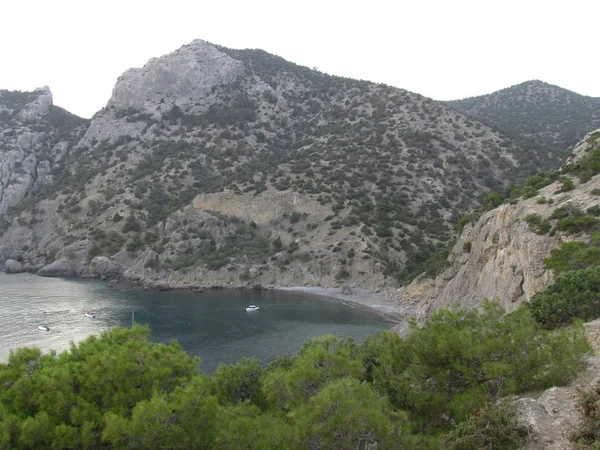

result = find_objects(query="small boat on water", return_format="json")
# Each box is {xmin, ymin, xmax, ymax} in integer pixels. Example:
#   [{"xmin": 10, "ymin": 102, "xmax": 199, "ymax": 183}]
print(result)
[
  {"xmin": 245, "ymin": 305, "xmax": 260, "ymax": 312},
  {"xmin": 38, "ymin": 325, "xmax": 50, "ymax": 331},
  {"xmin": 85, "ymin": 313, "xmax": 96, "ymax": 318}
]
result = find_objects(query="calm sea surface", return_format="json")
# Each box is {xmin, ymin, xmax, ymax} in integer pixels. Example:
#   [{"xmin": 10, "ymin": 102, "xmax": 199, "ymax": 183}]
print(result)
[{"xmin": 0, "ymin": 273, "xmax": 392, "ymax": 372}]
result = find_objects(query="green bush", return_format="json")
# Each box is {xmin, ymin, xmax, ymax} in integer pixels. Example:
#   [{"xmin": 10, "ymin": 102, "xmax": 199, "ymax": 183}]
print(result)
[
  {"xmin": 555, "ymin": 215, "xmax": 600, "ymax": 234},
  {"xmin": 544, "ymin": 236, "xmax": 600, "ymax": 274},
  {"xmin": 572, "ymin": 379, "xmax": 600, "ymax": 446},
  {"xmin": 421, "ymin": 246, "xmax": 452, "ymax": 278},
  {"xmin": 463, "ymin": 241, "xmax": 472, "ymax": 252},
  {"xmin": 561, "ymin": 176, "xmax": 575, "ymax": 192},
  {"xmin": 444, "ymin": 402, "xmax": 531, "ymax": 450},
  {"xmin": 390, "ymin": 302, "xmax": 589, "ymax": 429},
  {"xmin": 529, "ymin": 266, "xmax": 600, "ymax": 327},
  {"xmin": 524, "ymin": 213, "xmax": 542, "ymax": 226}
]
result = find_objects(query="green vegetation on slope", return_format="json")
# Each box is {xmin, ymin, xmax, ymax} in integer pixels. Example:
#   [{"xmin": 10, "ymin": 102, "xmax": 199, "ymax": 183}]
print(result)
[
  {"xmin": 0, "ymin": 301, "xmax": 590, "ymax": 449},
  {"xmin": 447, "ymin": 80, "xmax": 600, "ymax": 168}
]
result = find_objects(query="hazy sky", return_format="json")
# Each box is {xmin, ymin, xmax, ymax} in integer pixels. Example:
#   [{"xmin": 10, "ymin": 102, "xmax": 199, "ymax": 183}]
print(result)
[{"xmin": 1, "ymin": 0, "xmax": 598, "ymax": 118}]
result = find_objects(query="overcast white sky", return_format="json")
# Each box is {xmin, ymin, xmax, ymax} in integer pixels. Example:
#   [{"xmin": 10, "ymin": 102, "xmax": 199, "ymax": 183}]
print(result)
[{"xmin": 1, "ymin": 0, "xmax": 598, "ymax": 118}]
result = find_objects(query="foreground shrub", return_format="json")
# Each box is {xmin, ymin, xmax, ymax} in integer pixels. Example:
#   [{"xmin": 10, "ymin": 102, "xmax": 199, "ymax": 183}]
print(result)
[
  {"xmin": 444, "ymin": 402, "xmax": 531, "ymax": 450},
  {"xmin": 529, "ymin": 266, "xmax": 600, "ymax": 327},
  {"xmin": 544, "ymin": 235, "xmax": 600, "ymax": 274},
  {"xmin": 294, "ymin": 378, "xmax": 409, "ymax": 449},
  {"xmin": 393, "ymin": 302, "xmax": 590, "ymax": 430}
]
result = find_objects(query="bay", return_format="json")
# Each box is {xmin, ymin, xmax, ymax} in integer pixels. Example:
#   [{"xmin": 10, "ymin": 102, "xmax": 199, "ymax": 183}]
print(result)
[{"xmin": 0, "ymin": 273, "xmax": 392, "ymax": 372}]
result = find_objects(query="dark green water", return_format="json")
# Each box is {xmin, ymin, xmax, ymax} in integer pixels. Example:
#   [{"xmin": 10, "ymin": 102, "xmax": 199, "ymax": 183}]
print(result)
[{"xmin": 0, "ymin": 273, "xmax": 392, "ymax": 372}]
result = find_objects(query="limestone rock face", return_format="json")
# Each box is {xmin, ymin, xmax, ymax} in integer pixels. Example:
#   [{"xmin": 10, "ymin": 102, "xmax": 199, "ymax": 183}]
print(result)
[
  {"xmin": 0, "ymin": 88, "xmax": 83, "ymax": 216},
  {"xmin": 565, "ymin": 128, "xmax": 600, "ymax": 165},
  {"xmin": 108, "ymin": 40, "xmax": 244, "ymax": 114},
  {"xmin": 4, "ymin": 259, "xmax": 23, "ymax": 274},
  {"xmin": 398, "ymin": 135, "xmax": 600, "ymax": 323},
  {"xmin": 37, "ymin": 259, "xmax": 88, "ymax": 278},
  {"xmin": 18, "ymin": 86, "xmax": 52, "ymax": 122},
  {"xmin": 89, "ymin": 256, "xmax": 122, "ymax": 279}
]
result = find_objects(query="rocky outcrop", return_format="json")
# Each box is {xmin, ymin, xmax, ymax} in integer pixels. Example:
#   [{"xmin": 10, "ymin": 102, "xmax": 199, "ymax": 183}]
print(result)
[
  {"xmin": 565, "ymin": 129, "xmax": 600, "ymax": 165},
  {"xmin": 37, "ymin": 259, "xmax": 88, "ymax": 278},
  {"xmin": 109, "ymin": 40, "xmax": 244, "ymax": 113},
  {"xmin": 0, "ymin": 88, "xmax": 85, "ymax": 216},
  {"xmin": 397, "ymin": 130, "xmax": 600, "ymax": 323},
  {"xmin": 17, "ymin": 86, "xmax": 52, "ymax": 122},
  {"xmin": 4, "ymin": 259, "xmax": 23, "ymax": 274},
  {"xmin": 88, "ymin": 256, "xmax": 122, "ymax": 279},
  {"xmin": 511, "ymin": 319, "xmax": 600, "ymax": 449}
]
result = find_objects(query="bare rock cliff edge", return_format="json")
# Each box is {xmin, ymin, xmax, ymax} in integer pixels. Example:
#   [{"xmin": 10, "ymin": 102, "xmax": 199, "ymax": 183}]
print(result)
[{"xmin": 397, "ymin": 129, "xmax": 600, "ymax": 323}]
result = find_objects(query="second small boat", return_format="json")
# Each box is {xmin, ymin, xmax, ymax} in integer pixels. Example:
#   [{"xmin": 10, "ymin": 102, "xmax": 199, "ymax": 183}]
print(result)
[{"xmin": 245, "ymin": 305, "xmax": 259, "ymax": 312}]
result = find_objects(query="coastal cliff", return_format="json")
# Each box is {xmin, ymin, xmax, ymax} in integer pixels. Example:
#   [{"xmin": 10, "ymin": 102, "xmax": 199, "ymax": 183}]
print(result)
[{"xmin": 397, "ymin": 129, "xmax": 600, "ymax": 322}]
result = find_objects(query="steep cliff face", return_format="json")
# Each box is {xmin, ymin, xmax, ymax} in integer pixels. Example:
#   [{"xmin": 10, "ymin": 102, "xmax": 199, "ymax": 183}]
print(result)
[
  {"xmin": 0, "ymin": 87, "xmax": 87, "ymax": 216},
  {"xmin": 399, "ymin": 129, "xmax": 600, "ymax": 322}
]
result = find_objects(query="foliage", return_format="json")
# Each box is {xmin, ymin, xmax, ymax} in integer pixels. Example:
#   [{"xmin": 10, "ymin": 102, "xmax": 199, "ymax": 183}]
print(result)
[
  {"xmin": 544, "ymin": 234, "xmax": 600, "ymax": 274},
  {"xmin": 447, "ymin": 80, "xmax": 600, "ymax": 168},
  {"xmin": 555, "ymin": 215, "xmax": 600, "ymax": 234},
  {"xmin": 529, "ymin": 266, "xmax": 600, "ymax": 327},
  {"xmin": 482, "ymin": 191, "xmax": 503, "ymax": 211},
  {"xmin": 389, "ymin": 301, "xmax": 589, "ymax": 430},
  {"xmin": 457, "ymin": 212, "xmax": 481, "ymax": 233},
  {"xmin": 293, "ymin": 378, "xmax": 408, "ymax": 449},
  {"xmin": 421, "ymin": 246, "xmax": 452, "ymax": 278},
  {"xmin": 443, "ymin": 402, "xmax": 531, "ymax": 450},
  {"xmin": 572, "ymin": 379, "xmax": 600, "ymax": 446},
  {"xmin": 561, "ymin": 176, "xmax": 575, "ymax": 192}
]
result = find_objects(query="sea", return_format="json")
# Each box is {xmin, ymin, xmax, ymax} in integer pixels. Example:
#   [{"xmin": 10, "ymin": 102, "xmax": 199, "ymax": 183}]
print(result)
[{"xmin": 0, "ymin": 272, "xmax": 392, "ymax": 372}]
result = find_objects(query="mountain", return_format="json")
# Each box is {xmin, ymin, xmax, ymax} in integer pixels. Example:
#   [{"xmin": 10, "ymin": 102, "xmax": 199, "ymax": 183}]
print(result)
[
  {"xmin": 397, "ymin": 129, "xmax": 600, "ymax": 323},
  {"xmin": 0, "ymin": 87, "xmax": 87, "ymax": 217},
  {"xmin": 446, "ymin": 80, "xmax": 600, "ymax": 168},
  {"xmin": 0, "ymin": 40, "xmax": 545, "ymax": 289}
]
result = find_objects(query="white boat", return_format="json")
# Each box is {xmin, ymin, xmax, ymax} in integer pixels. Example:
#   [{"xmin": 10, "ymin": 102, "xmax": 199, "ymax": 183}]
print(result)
[
  {"xmin": 85, "ymin": 313, "xmax": 96, "ymax": 318},
  {"xmin": 245, "ymin": 305, "xmax": 260, "ymax": 312},
  {"xmin": 38, "ymin": 325, "xmax": 50, "ymax": 331}
]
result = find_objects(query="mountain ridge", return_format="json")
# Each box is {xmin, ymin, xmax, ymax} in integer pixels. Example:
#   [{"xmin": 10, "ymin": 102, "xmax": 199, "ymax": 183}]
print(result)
[
  {"xmin": 0, "ymin": 40, "xmax": 579, "ymax": 290},
  {"xmin": 446, "ymin": 80, "xmax": 600, "ymax": 168}
]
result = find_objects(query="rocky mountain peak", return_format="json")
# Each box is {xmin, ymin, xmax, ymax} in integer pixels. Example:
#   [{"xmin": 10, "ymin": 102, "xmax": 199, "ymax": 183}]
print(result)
[
  {"xmin": 107, "ymin": 40, "xmax": 244, "ymax": 115},
  {"xmin": 565, "ymin": 128, "xmax": 600, "ymax": 166},
  {"xmin": 17, "ymin": 86, "xmax": 53, "ymax": 122}
]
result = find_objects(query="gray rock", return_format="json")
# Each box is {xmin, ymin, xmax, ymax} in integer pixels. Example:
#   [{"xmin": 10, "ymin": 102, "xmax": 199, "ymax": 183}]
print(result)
[
  {"xmin": 37, "ymin": 259, "xmax": 77, "ymax": 277},
  {"xmin": 151, "ymin": 280, "xmax": 171, "ymax": 291},
  {"xmin": 23, "ymin": 262, "xmax": 44, "ymax": 273},
  {"xmin": 108, "ymin": 40, "xmax": 244, "ymax": 113},
  {"xmin": 142, "ymin": 251, "xmax": 159, "ymax": 269},
  {"xmin": 89, "ymin": 256, "xmax": 122, "ymax": 279},
  {"xmin": 18, "ymin": 87, "xmax": 52, "ymax": 122},
  {"xmin": 4, "ymin": 259, "xmax": 23, "ymax": 274},
  {"xmin": 123, "ymin": 269, "xmax": 143, "ymax": 283},
  {"xmin": 0, "ymin": 248, "xmax": 22, "ymax": 265},
  {"xmin": 341, "ymin": 284, "xmax": 353, "ymax": 295}
]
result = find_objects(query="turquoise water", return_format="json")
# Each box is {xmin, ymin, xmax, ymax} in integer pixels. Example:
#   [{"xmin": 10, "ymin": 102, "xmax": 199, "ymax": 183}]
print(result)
[{"xmin": 0, "ymin": 273, "xmax": 392, "ymax": 372}]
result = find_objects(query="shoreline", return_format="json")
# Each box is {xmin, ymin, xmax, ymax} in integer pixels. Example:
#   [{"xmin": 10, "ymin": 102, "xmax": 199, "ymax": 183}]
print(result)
[
  {"xmin": 278, "ymin": 286, "xmax": 409, "ymax": 324},
  {"xmin": 3, "ymin": 270, "xmax": 410, "ymax": 326}
]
